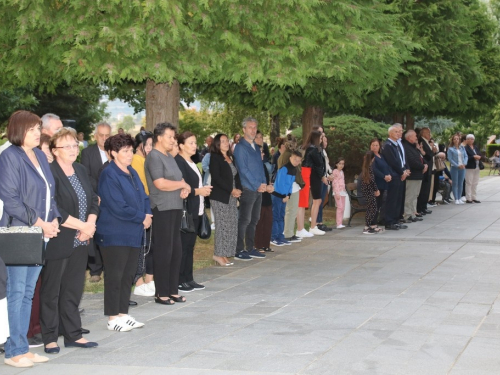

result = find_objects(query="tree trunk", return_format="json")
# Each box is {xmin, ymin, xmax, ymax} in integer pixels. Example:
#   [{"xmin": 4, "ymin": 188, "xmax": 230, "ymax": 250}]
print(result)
[
  {"xmin": 405, "ymin": 112, "xmax": 414, "ymax": 130},
  {"xmin": 145, "ymin": 79, "xmax": 180, "ymax": 131},
  {"xmin": 393, "ymin": 113, "xmax": 404, "ymax": 127},
  {"xmin": 301, "ymin": 105, "xmax": 324, "ymax": 139},
  {"xmin": 270, "ymin": 114, "xmax": 280, "ymax": 145}
]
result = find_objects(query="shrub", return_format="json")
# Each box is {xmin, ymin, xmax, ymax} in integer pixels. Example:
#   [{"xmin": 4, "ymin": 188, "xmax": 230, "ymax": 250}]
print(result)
[{"xmin": 486, "ymin": 143, "xmax": 500, "ymax": 157}]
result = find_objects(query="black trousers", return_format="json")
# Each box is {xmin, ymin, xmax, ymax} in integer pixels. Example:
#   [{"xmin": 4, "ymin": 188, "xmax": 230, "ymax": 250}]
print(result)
[
  {"xmin": 384, "ymin": 177, "xmax": 403, "ymax": 226},
  {"xmin": 40, "ymin": 245, "xmax": 88, "ymax": 344},
  {"xmin": 88, "ymin": 243, "xmax": 103, "ymax": 276},
  {"xmin": 374, "ymin": 189, "xmax": 386, "ymax": 226},
  {"xmin": 399, "ymin": 180, "xmax": 406, "ymax": 219},
  {"xmin": 152, "ymin": 208, "xmax": 182, "ymax": 297},
  {"xmin": 101, "ymin": 246, "xmax": 139, "ymax": 316},
  {"xmin": 417, "ymin": 170, "xmax": 432, "ymax": 213},
  {"xmin": 179, "ymin": 216, "xmax": 199, "ymax": 284},
  {"xmin": 431, "ymin": 172, "xmax": 440, "ymax": 202}
]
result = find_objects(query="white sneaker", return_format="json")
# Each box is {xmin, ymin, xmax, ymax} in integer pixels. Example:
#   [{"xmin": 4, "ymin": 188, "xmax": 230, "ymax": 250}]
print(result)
[
  {"xmin": 146, "ymin": 281, "xmax": 156, "ymax": 293},
  {"xmin": 210, "ymin": 223, "xmax": 215, "ymax": 230},
  {"xmin": 121, "ymin": 315, "xmax": 145, "ymax": 329},
  {"xmin": 296, "ymin": 228, "xmax": 314, "ymax": 238},
  {"xmin": 461, "ymin": 197, "xmax": 466, "ymax": 202},
  {"xmin": 337, "ymin": 225, "xmax": 346, "ymax": 229},
  {"xmin": 309, "ymin": 226, "xmax": 325, "ymax": 236},
  {"xmin": 455, "ymin": 200, "xmax": 461, "ymax": 205},
  {"xmin": 134, "ymin": 283, "xmax": 155, "ymax": 297},
  {"xmin": 107, "ymin": 317, "xmax": 134, "ymax": 332}
]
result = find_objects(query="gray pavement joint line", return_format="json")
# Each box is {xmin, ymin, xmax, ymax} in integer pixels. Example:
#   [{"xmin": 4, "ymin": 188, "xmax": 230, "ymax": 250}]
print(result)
[{"xmin": 446, "ymin": 299, "xmax": 498, "ymax": 375}]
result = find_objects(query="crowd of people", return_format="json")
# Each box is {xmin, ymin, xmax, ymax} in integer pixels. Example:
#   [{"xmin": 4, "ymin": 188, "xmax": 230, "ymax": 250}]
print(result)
[{"xmin": 0, "ymin": 111, "xmax": 484, "ymax": 368}]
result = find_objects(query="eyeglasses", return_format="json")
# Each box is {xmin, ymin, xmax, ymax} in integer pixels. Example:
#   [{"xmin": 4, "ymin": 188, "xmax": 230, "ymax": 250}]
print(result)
[{"xmin": 54, "ymin": 144, "xmax": 80, "ymax": 150}]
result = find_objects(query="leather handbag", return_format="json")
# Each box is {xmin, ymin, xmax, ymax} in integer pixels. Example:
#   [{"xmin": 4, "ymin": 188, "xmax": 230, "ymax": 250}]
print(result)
[
  {"xmin": 479, "ymin": 160, "xmax": 485, "ymax": 170},
  {"xmin": 434, "ymin": 155, "xmax": 446, "ymax": 172},
  {"xmin": 197, "ymin": 211, "xmax": 211, "ymax": 239},
  {"xmin": 180, "ymin": 200, "xmax": 195, "ymax": 234},
  {"xmin": 0, "ymin": 204, "xmax": 45, "ymax": 265}
]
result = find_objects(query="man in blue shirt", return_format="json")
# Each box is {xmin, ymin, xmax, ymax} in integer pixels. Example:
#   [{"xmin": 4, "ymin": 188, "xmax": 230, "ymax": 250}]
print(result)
[{"xmin": 233, "ymin": 117, "xmax": 267, "ymax": 260}]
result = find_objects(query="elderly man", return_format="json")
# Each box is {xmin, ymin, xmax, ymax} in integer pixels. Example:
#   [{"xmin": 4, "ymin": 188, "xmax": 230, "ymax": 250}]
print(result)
[
  {"xmin": 80, "ymin": 122, "xmax": 111, "ymax": 283},
  {"xmin": 402, "ymin": 130, "xmax": 427, "ymax": 223},
  {"xmin": 416, "ymin": 127, "xmax": 435, "ymax": 215},
  {"xmin": 200, "ymin": 136, "xmax": 213, "ymax": 158},
  {"xmin": 464, "ymin": 134, "xmax": 481, "ymax": 203},
  {"xmin": 41, "ymin": 113, "xmax": 63, "ymax": 137},
  {"xmin": 381, "ymin": 125, "xmax": 409, "ymax": 230},
  {"xmin": 233, "ymin": 117, "xmax": 268, "ymax": 260}
]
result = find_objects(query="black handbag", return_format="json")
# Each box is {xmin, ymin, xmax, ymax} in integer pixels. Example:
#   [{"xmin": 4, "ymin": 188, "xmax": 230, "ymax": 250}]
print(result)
[
  {"xmin": 0, "ymin": 204, "xmax": 45, "ymax": 266},
  {"xmin": 197, "ymin": 211, "xmax": 211, "ymax": 239},
  {"xmin": 479, "ymin": 160, "xmax": 485, "ymax": 170},
  {"xmin": 180, "ymin": 200, "xmax": 195, "ymax": 233}
]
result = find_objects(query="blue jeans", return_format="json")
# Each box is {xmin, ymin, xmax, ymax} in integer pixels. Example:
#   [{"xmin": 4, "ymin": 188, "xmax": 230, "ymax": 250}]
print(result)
[
  {"xmin": 317, "ymin": 183, "xmax": 328, "ymax": 223},
  {"xmin": 450, "ymin": 166, "xmax": 465, "ymax": 200},
  {"xmin": 271, "ymin": 195, "xmax": 286, "ymax": 242},
  {"xmin": 5, "ymin": 265, "xmax": 42, "ymax": 358}
]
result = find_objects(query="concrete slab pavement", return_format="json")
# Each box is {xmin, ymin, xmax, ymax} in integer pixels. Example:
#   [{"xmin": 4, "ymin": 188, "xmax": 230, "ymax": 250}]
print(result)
[{"xmin": 4, "ymin": 176, "xmax": 500, "ymax": 374}]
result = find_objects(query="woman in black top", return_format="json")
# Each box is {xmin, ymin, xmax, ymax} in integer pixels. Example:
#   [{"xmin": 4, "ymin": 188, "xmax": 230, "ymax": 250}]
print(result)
[
  {"xmin": 370, "ymin": 138, "xmax": 391, "ymax": 225},
  {"xmin": 41, "ymin": 128, "xmax": 99, "ymax": 353},
  {"xmin": 174, "ymin": 131, "xmax": 212, "ymax": 292},
  {"xmin": 302, "ymin": 131, "xmax": 327, "ymax": 235},
  {"xmin": 254, "ymin": 146, "xmax": 275, "ymax": 252},
  {"xmin": 209, "ymin": 134, "xmax": 242, "ymax": 266}
]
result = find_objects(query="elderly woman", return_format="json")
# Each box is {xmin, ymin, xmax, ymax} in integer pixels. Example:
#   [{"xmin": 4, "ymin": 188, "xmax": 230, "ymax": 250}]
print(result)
[
  {"xmin": 175, "ymin": 131, "xmax": 212, "ymax": 292},
  {"xmin": 145, "ymin": 123, "xmax": 191, "ymax": 305},
  {"xmin": 0, "ymin": 110, "xmax": 61, "ymax": 368},
  {"xmin": 209, "ymin": 134, "xmax": 242, "ymax": 266},
  {"xmin": 96, "ymin": 134, "xmax": 152, "ymax": 331},
  {"xmin": 447, "ymin": 134, "xmax": 468, "ymax": 204},
  {"xmin": 40, "ymin": 128, "xmax": 99, "ymax": 353},
  {"xmin": 464, "ymin": 134, "xmax": 482, "ymax": 204}
]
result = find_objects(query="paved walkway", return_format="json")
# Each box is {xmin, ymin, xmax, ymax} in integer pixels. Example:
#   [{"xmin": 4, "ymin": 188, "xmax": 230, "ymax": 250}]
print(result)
[{"xmin": 5, "ymin": 177, "xmax": 500, "ymax": 374}]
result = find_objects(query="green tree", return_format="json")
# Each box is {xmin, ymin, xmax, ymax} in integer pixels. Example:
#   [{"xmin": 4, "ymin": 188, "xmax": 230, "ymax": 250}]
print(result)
[
  {"xmin": 0, "ymin": 0, "xmax": 411, "ymax": 136},
  {"xmin": 116, "ymin": 115, "xmax": 136, "ymax": 132}
]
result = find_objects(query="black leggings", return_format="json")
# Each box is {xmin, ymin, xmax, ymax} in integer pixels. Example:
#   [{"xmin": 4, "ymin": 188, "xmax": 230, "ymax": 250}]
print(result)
[{"xmin": 179, "ymin": 216, "xmax": 199, "ymax": 284}]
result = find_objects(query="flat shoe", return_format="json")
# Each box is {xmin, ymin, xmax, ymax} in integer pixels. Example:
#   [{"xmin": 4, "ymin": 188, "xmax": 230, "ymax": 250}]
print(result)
[
  {"xmin": 169, "ymin": 295, "xmax": 186, "ymax": 303},
  {"xmin": 29, "ymin": 353, "xmax": 49, "ymax": 363},
  {"xmin": 44, "ymin": 346, "xmax": 60, "ymax": 354},
  {"xmin": 4, "ymin": 357, "xmax": 33, "ymax": 368},
  {"xmin": 155, "ymin": 297, "xmax": 175, "ymax": 305},
  {"xmin": 64, "ymin": 341, "xmax": 98, "ymax": 348}
]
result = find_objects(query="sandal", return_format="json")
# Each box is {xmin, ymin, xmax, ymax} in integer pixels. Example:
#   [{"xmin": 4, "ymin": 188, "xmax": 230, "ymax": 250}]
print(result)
[
  {"xmin": 169, "ymin": 295, "xmax": 186, "ymax": 303},
  {"xmin": 155, "ymin": 297, "xmax": 175, "ymax": 305},
  {"xmin": 371, "ymin": 226, "xmax": 383, "ymax": 233},
  {"xmin": 261, "ymin": 247, "xmax": 274, "ymax": 252}
]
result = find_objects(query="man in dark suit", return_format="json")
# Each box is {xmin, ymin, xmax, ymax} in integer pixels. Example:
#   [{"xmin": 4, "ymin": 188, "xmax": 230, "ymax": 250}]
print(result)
[
  {"xmin": 381, "ymin": 125, "xmax": 409, "ymax": 230},
  {"xmin": 416, "ymin": 127, "xmax": 435, "ymax": 215},
  {"xmin": 81, "ymin": 122, "xmax": 111, "ymax": 282}
]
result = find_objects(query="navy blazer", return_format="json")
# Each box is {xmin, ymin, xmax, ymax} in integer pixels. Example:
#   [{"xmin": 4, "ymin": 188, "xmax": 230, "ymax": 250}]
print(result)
[
  {"xmin": 95, "ymin": 161, "xmax": 152, "ymax": 248},
  {"xmin": 381, "ymin": 139, "xmax": 407, "ymax": 177},
  {"xmin": 0, "ymin": 145, "xmax": 60, "ymax": 227},
  {"xmin": 46, "ymin": 161, "xmax": 99, "ymax": 260}
]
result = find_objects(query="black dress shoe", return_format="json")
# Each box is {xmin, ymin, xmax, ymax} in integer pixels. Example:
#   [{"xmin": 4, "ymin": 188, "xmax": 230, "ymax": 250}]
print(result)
[
  {"xmin": 79, "ymin": 308, "xmax": 85, "ymax": 314},
  {"xmin": 473, "ymin": 200, "xmax": 481, "ymax": 203},
  {"xmin": 64, "ymin": 340, "xmax": 98, "ymax": 348},
  {"xmin": 81, "ymin": 328, "xmax": 90, "ymax": 335},
  {"xmin": 398, "ymin": 224, "xmax": 408, "ymax": 229},
  {"xmin": 129, "ymin": 300, "xmax": 138, "ymax": 306},
  {"xmin": 385, "ymin": 224, "xmax": 400, "ymax": 230},
  {"xmin": 423, "ymin": 209, "xmax": 432, "ymax": 214},
  {"xmin": 415, "ymin": 213, "xmax": 423, "ymax": 218},
  {"xmin": 466, "ymin": 200, "xmax": 473, "ymax": 203},
  {"xmin": 44, "ymin": 346, "xmax": 60, "ymax": 354},
  {"xmin": 414, "ymin": 216, "xmax": 423, "ymax": 221}
]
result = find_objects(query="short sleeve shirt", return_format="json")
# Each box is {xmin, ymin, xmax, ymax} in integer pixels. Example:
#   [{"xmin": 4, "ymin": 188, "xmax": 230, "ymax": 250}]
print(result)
[{"xmin": 145, "ymin": 149, "xmax": 183, "ymax": 211}]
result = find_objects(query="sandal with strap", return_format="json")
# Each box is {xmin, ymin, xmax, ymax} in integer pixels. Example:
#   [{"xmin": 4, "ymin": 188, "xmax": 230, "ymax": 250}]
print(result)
[{"xmin": 169, "ymin": 295, "xmax": 186, "ymax": 303}]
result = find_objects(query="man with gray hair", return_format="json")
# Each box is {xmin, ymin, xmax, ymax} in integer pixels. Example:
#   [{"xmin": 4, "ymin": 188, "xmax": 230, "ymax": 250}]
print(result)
[
  {"xmin": 81, "ymin": 121, "xmax": 111, "ymax": 282},
  {"xmin": 41, "ymin": 113, "xmax": 63, "ymax": 136},
  {"xmin": 402, "ymin": 130, "xmax": 427, "ymax": 222},
  {"xmin": 233, "ymin": 117, "xmax": 267, "ymax": 260}
]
